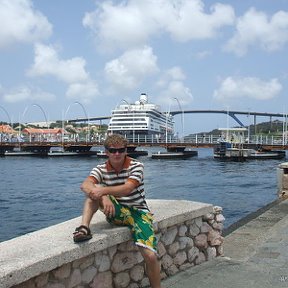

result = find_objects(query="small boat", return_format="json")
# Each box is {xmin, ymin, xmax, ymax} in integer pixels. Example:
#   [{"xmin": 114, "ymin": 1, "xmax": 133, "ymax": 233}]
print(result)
[
  {"xmin": 246, "ymin": 148, "xmax": 286, "ymax": 160},
  {"xmin": 214, "ymin": 141, "xmax": 286, "ymax": 161},
  {"xmin": 151, "ymin": 146, "xmax": 198, "ymax": 159},
  {"xmin": 214, "ymin": 128, "xmax": 286, "ymax": 162},
  {"xmin": 48, "ymin": 147, "xmax": 96, "ymax": 157},
  {"xmin": 97, "ymin": 145, "xmax": 148, "ymax": 158},
  {"xmin": 127, "ymin": 145, "xmax": 148, "ymax": 157},
  {"xmin": 213, "ymin": 141, "xmax": 247, "ymax": 161},
  {"xmin": 5, "ymin": 150, "xmax": 37, "ymax": 156},
  {"xmin": 96, "ymin": 150, "xmax": 107, "ymax": 158},
  {"xmin": 48, "ymin": 150, "xmax": 79, "ymax": 157},
  {"xmin": 213, "ymin": 127, "xmax": 286, "ymax": 161},
  {"xmin": 4, "ymin": 147, "xmax": 45, "ymax": 157}
]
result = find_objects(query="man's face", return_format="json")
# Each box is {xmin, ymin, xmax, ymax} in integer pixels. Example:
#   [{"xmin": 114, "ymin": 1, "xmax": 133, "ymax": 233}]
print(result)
[{"xmin": 105, "ymin": 145, "xmax": 127, "ymax": 165}]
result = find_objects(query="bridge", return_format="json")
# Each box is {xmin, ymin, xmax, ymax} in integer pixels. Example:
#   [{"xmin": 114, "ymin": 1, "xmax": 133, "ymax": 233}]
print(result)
[
  {"xmin": 69, "ymin": 109, "xmax": 287, "ymax": 129},
  {"xmin": 1, "ymin": 133, "xmax": 288, "ymax": 157},
  {"xmin": 169, "ymin": 110, "xmax": 287, "ymax": 127},
  {"xmin": 1, "ymin": 109, "xmax": 287, "ymax": 155}
]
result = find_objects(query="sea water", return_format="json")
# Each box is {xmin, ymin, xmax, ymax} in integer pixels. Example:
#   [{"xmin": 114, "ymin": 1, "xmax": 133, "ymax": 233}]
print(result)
[{"xmin": 0, "ymin": 148, "xmax": 284, "ymax": 242}]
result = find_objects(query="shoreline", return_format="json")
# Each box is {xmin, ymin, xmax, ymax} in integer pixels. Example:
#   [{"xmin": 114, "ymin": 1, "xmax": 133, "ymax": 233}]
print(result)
[
  {"xmin": 163, "ymin": 197, "xmax": 288, "ymax": 287},
  {"xmin": 223, "ymin": 197, "xmax": 282, "ymax": 236}
]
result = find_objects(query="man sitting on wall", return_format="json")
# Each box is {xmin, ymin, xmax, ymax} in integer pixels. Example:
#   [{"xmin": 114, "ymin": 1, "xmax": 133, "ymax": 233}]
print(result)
[{"xmin": 73, "ymin": 134, "xmax": 162, "ymax": 288}]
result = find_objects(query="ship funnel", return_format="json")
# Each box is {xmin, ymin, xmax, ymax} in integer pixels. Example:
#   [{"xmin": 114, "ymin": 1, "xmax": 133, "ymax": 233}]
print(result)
[{"xmin": 140, "ymin": 93, "xmax": 148, "ymax": 104}]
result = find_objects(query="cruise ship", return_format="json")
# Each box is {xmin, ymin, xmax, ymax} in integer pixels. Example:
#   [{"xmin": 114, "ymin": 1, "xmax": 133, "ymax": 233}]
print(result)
[{"xmin": 107, "ymin": 93, "xmax": 174, "ymax": 138}]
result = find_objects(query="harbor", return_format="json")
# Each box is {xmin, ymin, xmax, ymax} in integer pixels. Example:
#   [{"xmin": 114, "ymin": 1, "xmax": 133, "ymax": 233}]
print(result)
[
  {"xmin": 1, "ymin": 93, "xmax": 288, "ymax": 157},
  {"xmin": 1, "ymin": 1, "xmax": 288, "ymax": 286},
  {"xmin": 1, "ymin": 148, "xmax": 286, "ymax": 243},
  {"xmin": 1, "ymin": 95, "xmax": 288, "ymax": 243},
  {"xmin": 1, "ymin": 96, "xmax": 288, "ymax": 286},
  {"xmin": 1, "ymin": 99, "xmax": 288, "ymax": 286}
]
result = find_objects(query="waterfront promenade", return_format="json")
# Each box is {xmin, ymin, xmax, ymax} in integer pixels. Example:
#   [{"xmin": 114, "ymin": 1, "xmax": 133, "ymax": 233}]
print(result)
[{"xmin": 163, "ymin": 198, "xmax": 288, "ymax": 288}]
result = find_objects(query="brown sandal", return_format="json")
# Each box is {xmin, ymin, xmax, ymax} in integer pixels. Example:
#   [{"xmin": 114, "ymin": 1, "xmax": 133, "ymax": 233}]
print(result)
[{"xmin": 73, "ymin": 225, "xmax": 92, "ymax": 243}]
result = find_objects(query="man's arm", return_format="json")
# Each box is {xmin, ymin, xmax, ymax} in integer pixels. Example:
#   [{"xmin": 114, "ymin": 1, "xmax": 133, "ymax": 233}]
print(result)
[
  {"xmin": 80, "ymin": 176, "xmax": 98, "ymax": 196},
  {"xmin": 81, "ymin": 177, "xmax": 138, "ymax": 200},
  {"xmin": 80, "ymin": 176, "xmax": 116, "ymax": 216}
]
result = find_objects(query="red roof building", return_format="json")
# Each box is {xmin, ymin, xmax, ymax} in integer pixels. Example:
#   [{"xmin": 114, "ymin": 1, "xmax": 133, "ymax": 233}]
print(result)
[{"xmin": 0, "ymin": 124, "xmax": 16, "ymax": 134}]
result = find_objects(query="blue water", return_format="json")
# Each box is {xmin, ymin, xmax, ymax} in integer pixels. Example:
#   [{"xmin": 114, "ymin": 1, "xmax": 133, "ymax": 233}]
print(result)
[{"xmin": 0, "ymin": 148, "xmax": 284, "ymax": 242}]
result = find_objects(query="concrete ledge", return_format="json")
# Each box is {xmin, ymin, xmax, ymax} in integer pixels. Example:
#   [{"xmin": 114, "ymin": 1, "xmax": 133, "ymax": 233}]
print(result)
[
  {"xmin": 162, "ymin": 198, "xmax": 288, "ymax": 288},
  {"xmin": 0, "ymin": 199, "xmax": 213, "ymax": 288},
  {"xmin": 224, "ymin": 198, "xmax": 288, "ymax": 261}
]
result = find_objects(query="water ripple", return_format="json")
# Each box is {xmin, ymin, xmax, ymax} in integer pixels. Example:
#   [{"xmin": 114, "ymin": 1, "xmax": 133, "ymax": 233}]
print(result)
[{"xmin": 0, "ymin": 148, "xmax": 284, "ymax": 242}]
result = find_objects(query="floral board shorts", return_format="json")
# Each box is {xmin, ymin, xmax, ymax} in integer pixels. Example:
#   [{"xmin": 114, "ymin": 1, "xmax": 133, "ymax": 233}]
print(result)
[{"xmin": 106, "ymin": 196, "xmax": 158, "ymax": 253}]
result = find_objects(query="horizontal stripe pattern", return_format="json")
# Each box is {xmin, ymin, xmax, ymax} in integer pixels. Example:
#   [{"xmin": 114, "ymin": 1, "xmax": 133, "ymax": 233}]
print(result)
[{"xmin": 90, "ymin": 158, "xmax": 149, "ymax": 212}]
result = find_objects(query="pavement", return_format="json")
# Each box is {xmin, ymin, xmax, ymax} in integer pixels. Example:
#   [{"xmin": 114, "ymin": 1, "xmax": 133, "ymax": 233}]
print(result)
[{"xmin": 162, "ymin": 198, "xmax": 288, "ymax": 288}]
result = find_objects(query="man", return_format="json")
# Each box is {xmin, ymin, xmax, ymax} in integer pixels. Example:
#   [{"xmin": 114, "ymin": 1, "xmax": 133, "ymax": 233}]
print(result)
[{"xmin": 73, "ymin": 134, "xmax": 162, "ymax": 288}]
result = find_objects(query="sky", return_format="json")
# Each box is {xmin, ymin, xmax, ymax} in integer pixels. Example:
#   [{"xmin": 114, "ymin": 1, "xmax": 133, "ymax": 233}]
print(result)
[{"xmin": 0, "ymin": 0, "xmax": 288, "ymax": 135}]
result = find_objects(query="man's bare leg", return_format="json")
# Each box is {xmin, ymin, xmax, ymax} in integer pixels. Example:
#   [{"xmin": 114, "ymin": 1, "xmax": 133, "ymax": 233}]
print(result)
[
  {"xmin": 139, "ymin": 247, "xmax": 162, "ymax": 288},
  {"xmin": 73, "ymin": 198, "xmax": 99, "ymax": 242},
  {"xmin": 81, "ymin": 197, "xmax": 99, "ymax": 227}
]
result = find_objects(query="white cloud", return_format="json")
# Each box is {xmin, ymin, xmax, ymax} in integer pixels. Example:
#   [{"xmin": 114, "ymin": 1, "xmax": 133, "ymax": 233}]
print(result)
[
  {"xmin": 166, "ymin": 67, "xmax": 186, "ymax": 81},
  {"xmin": 213, "ymin": 76, "xmax": 282, "ymax": 103},
  {"xmin": 225, "ymin": 8, "xmax": 288, "ymax": 56},
  {"xmin": 0, "ymin": 0, "xmax": 52, "ymax": 48},
  {"xmin": 162, "ymin": 1, "xmax": 235, "ymax": 42},
  {"xmin": 157, "ymin": 66, "xmax": 185, "ymax": 87},
  {"xmin": 2, "ymin": 85, "xmax": 55, "ymax": 103},
  {"xmin": 156, "ymin": 67, "xmax": 193, "ymax": 106},
  {"xmin": 66, "ymin": 81, "xmax": 99, "ymax": 104},
  {"xmin": 28, "ymin": 43, "xmax": 89, "ymax": 83},
  {"xmin": 163, "ymin": 81, "xmax": 193, "ymax": 106},
  {"xmin": 83, "ymin": 1, "xmax": 158, "ymax": 52},
  {"xmin": 194, "ymin": 50, "xmax": 212, "ymax": 60},
  {"xmin": 27, "ymin": 43, "xmax": 99, "ymax": 103},
  {"xmin": 104, "ymin": 46, "xmax": 159, "ymax": 91},
  {"xmin": 83, "ymin": 0, "xmax": 235, "ymax": 51}
]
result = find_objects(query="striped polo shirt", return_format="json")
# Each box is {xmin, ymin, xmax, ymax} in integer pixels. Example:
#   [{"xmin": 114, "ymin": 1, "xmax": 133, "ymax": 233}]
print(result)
[{"xmin": 89, "ymin": 156, "xmax": 149, "ymax": 212}]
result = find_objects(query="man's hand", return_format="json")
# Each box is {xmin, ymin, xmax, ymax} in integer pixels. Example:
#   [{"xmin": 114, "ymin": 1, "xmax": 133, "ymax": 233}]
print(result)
[
  {"xmin": 88, "ymin": 184, "xmax": 105, "ymax": 200},
  {"xmin": 101, "ymin": 196, "xmax": 115, "ymax": 217}
]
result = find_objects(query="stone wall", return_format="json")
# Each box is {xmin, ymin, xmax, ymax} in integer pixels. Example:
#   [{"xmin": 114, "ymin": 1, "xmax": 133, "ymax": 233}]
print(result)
[
  {"xmin": 0, "ymin": 200, "xmax": 224, "ymax": 288},
  {"xmin": 277, "ymin": 162, "xmax": 288, "ymax": 198}
]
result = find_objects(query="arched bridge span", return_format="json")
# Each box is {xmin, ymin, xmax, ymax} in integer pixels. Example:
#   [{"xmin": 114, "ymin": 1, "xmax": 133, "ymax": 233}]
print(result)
[{"xmin": 169, "ymin": 110, "xmax": 287, "ymax": 127}]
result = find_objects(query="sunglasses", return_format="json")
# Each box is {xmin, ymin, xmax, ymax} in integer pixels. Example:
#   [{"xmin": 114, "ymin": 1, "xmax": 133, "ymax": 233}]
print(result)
[{"xmin": 106, "ymin": 147, "xmax": 126, "ymax": 154}]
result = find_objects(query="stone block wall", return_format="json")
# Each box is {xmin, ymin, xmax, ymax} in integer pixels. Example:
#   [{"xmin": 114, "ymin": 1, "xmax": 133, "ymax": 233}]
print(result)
[
  {"xmin": 11, "ymin": 206, "xmax": 224, "ymax": 288},
  {"xmin": 277, "ymin": 163, "xmax": 288, "ymax": 198}
]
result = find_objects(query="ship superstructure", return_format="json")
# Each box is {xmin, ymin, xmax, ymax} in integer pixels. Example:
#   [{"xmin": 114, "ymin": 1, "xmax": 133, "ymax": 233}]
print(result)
[{"xmin": 107, "ymin": 93, "xmax": 174, "ymax": 138}]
